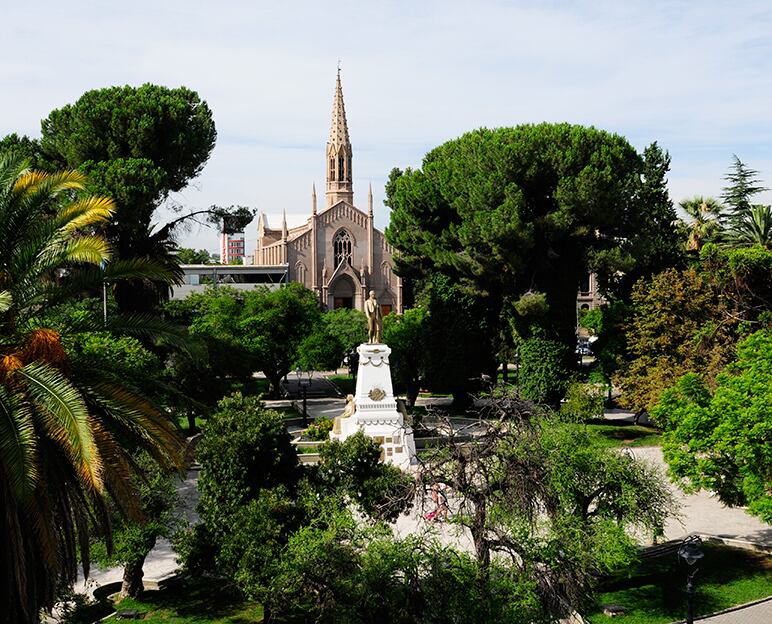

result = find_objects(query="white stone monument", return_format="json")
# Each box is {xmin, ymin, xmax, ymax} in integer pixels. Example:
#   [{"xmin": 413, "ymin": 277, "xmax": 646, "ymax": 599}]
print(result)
[{"xmin": 330, "ymin": 342, "xmax": 417, "ymax": 469}]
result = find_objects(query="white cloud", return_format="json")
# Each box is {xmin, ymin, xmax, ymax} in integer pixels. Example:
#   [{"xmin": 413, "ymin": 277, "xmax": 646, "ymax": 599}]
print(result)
[{"xmin": 2, "ymin": 0, "xmax": 772, "ymax": 252}]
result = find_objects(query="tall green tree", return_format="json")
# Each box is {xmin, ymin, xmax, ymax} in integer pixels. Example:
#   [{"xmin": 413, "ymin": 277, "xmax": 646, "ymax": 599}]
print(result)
[
  {"xmin": 38, "ymin": 84, "xmax": 233, "ymax": 311},
  {"xmin": 182, "ymin": 393, "xmax": 303, "ymax": 619},
  {"xmin": 386, "ymin": 125, "xmax": 682, "ymax": 397},
  {"xmin": 0, "ymin": 156, "xmax": 184, "ymax": 624},
  {"xmin": 238, "ymin": 283, "xmax": 321, "ymax": 396},
  {"xmin": 175, "ymin": 284, "xmax": 321, "ymax": 397},
  {"xmin": 419, "ymin": 274, "xmax": 497, "ymax": 406},
  {"xmin": 720, "ymin": 155, "xmax": 768, "ymax": 227},
  {"xmin": 0, "ymin": 133, "xmax": 48, "ymax": 169},
  {"xmin": 653, "ymin": 330, "xmax": 772, "ymax": 522},
  {"xmin": 297, "ymin": 308, "xmax": 367, "ymax": 371}
]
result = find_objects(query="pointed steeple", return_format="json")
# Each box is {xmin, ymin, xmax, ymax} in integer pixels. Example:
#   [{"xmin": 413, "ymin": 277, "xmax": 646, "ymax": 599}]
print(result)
[
  {"xmin": 281, "ymin": 210, "xmax": 288, "ymax": 240},
  {"xmin": 312, "ymin": 182, "xmax": 317, "ymax": 215},
  {"xmin": 326, "ymin": 67, "xmax": 354, "ymax": 208},
  {"xmin": 329, "ymin": 68, "xmax": 351, "ymax": 147},
  {"xmin": 367, "ymin": 182, "xmax": 373, "ymax": 216}
]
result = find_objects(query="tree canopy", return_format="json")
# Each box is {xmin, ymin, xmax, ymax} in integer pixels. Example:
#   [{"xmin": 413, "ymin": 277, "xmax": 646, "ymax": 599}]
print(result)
[
  {"xmin": 653, "ymin": 330, "xmax": 772, "ymax": 522},
  {"xmin": 36, "ymin": 84, "xmax": 220, "ymax": 311},
  {"xmin": 385, "ymin": 124, "xmax": 682, "ymax": 396},
  {"xmin": 40, "ymin": 84, "xmax": 216, "ymax": 201},
  {"xmin": 176, "ymin": 248, "xmax": 215, "ymax": 264},
  {"xmin": 615, "ymin": 244, "xmax": 772, "ymax": 411},
  {"xmin": 169, "ymin": 284, "xmax": 322, "ymax": 397}
]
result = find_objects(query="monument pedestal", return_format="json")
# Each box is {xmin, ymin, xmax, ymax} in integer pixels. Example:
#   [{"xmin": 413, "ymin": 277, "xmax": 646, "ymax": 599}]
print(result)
[{"xmin": 330, "ymin": 343, "xmax": 417, "ymax": 469}]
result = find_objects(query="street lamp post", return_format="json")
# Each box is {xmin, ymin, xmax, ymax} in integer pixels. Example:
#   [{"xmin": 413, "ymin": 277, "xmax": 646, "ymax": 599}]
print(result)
[
  {"xmin": 678, "ymin": 535, "xmax": 704, "ymax": 624},
  {"xmin": 295, "ymin": 365, "xmax": 314, "ymax": 427}
]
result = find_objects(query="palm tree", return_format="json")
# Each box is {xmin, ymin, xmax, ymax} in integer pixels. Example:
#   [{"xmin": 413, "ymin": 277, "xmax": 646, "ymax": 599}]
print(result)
[
  {"xmin": 0, "ymin": 155, "xmax": 185, "ymax": 623},
  {"xmin": 724, "ymin": 204, "xmax": 772, "ymax": 250},
  {"xmin": 678, "ymin": 196, "xmax": 723, "ymax": 251}
]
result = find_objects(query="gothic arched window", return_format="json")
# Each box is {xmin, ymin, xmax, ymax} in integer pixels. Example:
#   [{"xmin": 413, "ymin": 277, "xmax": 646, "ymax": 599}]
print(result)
[
  {"xmin": 295, "ymin": 261, "xmax": 307, "ymax": 285},
  {"xmin": 381, "ymin": 261, "xmax": 392, "ymax": 287},
  {"xmin": 333, "ymin": 230, "xmax": 352, "ymax": 268},
  {"xmin": 338, "ymin": 155, "xmax": 345, "ymax": 182}
]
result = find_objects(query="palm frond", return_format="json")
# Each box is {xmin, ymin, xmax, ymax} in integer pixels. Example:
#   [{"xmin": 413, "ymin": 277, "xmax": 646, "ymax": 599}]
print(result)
[
  {"xmin": 105, "ymin": 313, "xmax": 200, "ymax": 357},
  {"xmin": 58, "ymin": 196, "xmax": 116, "ymax": 232},
  {"xmin": 60, "ymin": 236, "xmax": 112, "ymax": 265},
  {"xmin": 12, "ymin": 171, "xmax": 49, "ymax": 194},
  {"xmin": 0, "ymin": 154, "xmax": 30, "ymax": 189},
  {"xmin": 0, "ymin": 386, "xmax": 38, "ymax": 499},
  {"xmin": 15, "ymin": 362, "xmax": 104, "ymax": 493},
  {"xmin": 104, "ymin": 257, "xmax": 183, "ymax": 284},
  {"xmin": 90, "ymin": 423, "xmax": 143, "ymax": 521},
  {"xmin": 16, "ymin": 169, "xmax": 87, "ymax": 197},
  {"xmin": 87, "ymin": 382, "xmax": 184, "ymax": 471},
  {"xmin": 724, "ymin": 204, "xmax": 772, "ymax": 249}
]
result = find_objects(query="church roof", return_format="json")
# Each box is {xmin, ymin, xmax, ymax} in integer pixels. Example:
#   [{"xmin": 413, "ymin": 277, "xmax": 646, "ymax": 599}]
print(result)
[{"xmin": 328, "ymin": 69, "xmax": 350, "ymax": 148}]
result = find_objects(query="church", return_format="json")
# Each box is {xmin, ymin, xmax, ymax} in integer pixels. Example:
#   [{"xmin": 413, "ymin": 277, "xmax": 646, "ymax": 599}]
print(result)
[{"xmin": 252, "ymin": 72, "xmax": 403, "ymax": 316}]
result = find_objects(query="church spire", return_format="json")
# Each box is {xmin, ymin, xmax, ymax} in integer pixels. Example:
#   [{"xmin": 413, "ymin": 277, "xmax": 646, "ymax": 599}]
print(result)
[{"xmin": 326, "ymin": 67, "xmax": 354, "ymax": 208}]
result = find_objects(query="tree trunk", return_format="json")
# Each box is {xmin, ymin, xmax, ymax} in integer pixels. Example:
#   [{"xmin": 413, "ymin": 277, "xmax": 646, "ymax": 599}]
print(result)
[
  {"xmin": 186, "ymin": 411, "xmax": 197, "ymax": 434},
  {"xmin": 471, "ymin": 499, "xmax": 490, "ymax": 574},
  {"xmin": 502, "ymin": 361, "xmax": 508, "ymax": 384},
  {"xmin": 120, "ymin": 555, "xmax": 148, "ymax": 599},
  {"xmin": 407, "ymin": 379, "xmax": 419, "ymax": 408}
]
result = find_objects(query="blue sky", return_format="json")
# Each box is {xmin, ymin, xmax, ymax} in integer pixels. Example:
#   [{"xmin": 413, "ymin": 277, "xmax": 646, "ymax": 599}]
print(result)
[{"xmin": 3, "ymin": 0, "xmax": 772, "ymax": 254}]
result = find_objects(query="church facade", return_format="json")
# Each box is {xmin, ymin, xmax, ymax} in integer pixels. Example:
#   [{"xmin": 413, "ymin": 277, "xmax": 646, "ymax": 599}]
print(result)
[{"xmin": 253, "ymin": 72, "xmax": 403, "ymax": 315}]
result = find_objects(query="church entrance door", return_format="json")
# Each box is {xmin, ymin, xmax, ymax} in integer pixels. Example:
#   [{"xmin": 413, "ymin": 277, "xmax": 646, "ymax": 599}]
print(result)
[{"xmin": 330, "ymin": 275, "xmax": 356, "ymax": 311}]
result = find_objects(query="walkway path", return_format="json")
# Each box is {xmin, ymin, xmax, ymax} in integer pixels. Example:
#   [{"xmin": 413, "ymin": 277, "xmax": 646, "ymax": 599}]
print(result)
[{"xmin": 691, "ymin": 597, "xmax": 772, "ymax": 623}]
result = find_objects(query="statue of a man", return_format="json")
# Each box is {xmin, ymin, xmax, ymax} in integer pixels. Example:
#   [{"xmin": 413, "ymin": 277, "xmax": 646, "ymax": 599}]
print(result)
[{"xmin": 364, "ymin": 290, "xmax": 382, "ymax": 344}]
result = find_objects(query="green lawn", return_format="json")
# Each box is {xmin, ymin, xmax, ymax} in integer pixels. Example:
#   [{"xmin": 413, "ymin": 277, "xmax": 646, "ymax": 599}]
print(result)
[
  {"xmin": 586, "ymin": 422, "xmax": 663, "ymax": 448},
  {"xmin": 586, "ymin": 544, "xmax": 772, "ymax": 623},
  {"xmin": 114, "ymin": 577, "xmax": 263, "ymax": 623}
]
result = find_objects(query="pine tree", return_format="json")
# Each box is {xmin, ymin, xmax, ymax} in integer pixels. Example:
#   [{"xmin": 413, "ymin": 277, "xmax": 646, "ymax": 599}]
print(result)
[{"xmin": 720, "ymin": 155, "xmax": 768, "ymax": 226}]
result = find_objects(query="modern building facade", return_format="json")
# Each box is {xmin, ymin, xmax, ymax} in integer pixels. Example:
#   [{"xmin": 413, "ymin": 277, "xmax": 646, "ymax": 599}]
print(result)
[
  {"xmin": 220, "ymin": 231, "xmax": 246, "ymax": 264},
  {"xmin": 253, "ymin": 71, "xmax": 403, "ymax": 316}
]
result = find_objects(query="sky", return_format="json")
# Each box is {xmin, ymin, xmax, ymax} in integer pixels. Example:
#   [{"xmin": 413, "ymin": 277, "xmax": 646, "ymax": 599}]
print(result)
[{"xmin": 3, "ymin": 0, "xmax": 772, "ymax": 256}]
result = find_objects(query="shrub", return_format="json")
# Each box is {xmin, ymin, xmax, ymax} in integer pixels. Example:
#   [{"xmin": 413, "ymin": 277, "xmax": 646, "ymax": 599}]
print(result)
[
  {"xmin": 306, "ymin": 417, "xmax": 334, "ymax": 441},
  {"xmin": 559, "ymin": 383, "xmax": 604, "ymax": 422},
  {"xmin": 518, "ymin": 333, "xmax": 570, "ymax": 404}
]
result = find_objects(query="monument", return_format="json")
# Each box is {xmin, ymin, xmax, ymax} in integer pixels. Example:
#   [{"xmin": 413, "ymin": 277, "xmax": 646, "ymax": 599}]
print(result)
[{"xmin": 330, "ymin": 291, "xmax": 417, "ymax": 468}]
